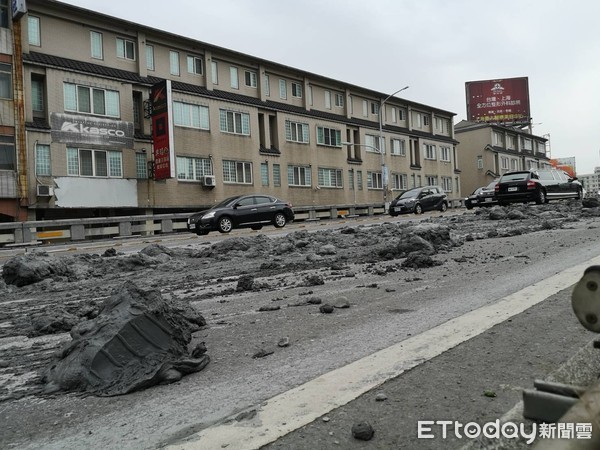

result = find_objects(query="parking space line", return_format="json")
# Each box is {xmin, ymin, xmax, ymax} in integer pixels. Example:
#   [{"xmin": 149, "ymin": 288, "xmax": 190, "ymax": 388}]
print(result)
[{"xmin": 166, "ymin": 254, "xmax": 600, "ymax": 450}]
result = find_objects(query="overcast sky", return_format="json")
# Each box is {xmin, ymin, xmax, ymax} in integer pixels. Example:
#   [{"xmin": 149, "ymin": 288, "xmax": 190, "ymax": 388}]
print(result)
[{"xmin": 61, "ymin": 0, "xmax": 600, "ymax": 174}]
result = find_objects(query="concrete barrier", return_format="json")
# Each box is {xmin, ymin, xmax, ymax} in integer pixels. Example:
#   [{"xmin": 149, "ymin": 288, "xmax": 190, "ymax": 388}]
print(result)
[{"xmin": 0, "ymin": 199, "xmax": 466, "ymax": 246}]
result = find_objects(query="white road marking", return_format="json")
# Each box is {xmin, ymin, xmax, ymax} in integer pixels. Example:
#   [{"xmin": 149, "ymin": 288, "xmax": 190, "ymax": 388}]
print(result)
[{"xmin": 168, "ymin": 255, "xmax": 600, "ymax": 450}]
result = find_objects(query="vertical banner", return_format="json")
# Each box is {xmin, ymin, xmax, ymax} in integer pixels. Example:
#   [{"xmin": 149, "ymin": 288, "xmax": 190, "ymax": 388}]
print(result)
[{"xmin": 151, "ymin": 80, "xmax": 175, "ymax": 180}]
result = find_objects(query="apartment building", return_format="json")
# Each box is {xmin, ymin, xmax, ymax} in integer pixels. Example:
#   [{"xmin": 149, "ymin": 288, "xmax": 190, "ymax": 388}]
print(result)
[
  {"xmin": 578, "ymin": 168, "xmax": 600, "ymax": 196},
  {"xmin": 1, "ymin": 0, "xmax": 459, "ymax": 221},
  {"xmin": 455, "ymin": 120, "xmax": 551, "ymax": 196}
]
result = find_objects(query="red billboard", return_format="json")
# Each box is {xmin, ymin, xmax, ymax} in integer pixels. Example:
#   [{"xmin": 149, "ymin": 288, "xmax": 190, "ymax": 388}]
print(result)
[
  {"xmin": 151, "ymin": 80, "xmax": 175, "ymax": 180},
  {"xmin": 465, "ymin": 77, "xmax": 530, "ymax": 126}
]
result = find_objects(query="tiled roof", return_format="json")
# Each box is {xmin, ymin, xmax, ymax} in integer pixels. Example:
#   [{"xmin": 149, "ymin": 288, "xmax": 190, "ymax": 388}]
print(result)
[{"xmin": 24, "ymin": 51, "xmax": 457, "ymax": 144}]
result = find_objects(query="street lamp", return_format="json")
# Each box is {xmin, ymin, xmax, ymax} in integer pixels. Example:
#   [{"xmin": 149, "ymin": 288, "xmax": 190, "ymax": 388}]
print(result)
[{"xmin": 379, "ymin": 86, "xmax": 409, "ymax": 213}]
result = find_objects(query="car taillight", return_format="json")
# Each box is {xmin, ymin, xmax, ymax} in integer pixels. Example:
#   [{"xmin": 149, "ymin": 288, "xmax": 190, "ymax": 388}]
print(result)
[
  {"xmin": 286, "ymin": 202, "xmax": 293, "ymax": 208},
  {"xmin": 526, "ymin": 180, "xmax": 536, "ymax": 189},
  {"xmin": 494, "ymin": 184, "xmax": 499, "ymax": 192}
]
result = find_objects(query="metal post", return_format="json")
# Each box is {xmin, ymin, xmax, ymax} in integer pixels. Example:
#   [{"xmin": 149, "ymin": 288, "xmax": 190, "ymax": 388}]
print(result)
[{"xmin": 379, "ymin": 86, "xmax": 409, "ymax": 213}]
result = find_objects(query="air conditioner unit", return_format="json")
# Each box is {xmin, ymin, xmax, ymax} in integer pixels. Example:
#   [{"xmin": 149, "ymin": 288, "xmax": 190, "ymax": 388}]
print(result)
[
  {"xmin": 37, "ymin": 185, "xmax": 54, "ymax": 196},
  {"xmin": 202, "ymin": 175, "xmax": 216, "ymax": 187}
]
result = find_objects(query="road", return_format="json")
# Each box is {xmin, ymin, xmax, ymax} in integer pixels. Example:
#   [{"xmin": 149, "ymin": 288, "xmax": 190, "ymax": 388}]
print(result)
[{"xmin": 1, "ymin": 204, "xmax": 599, "ymax": 449}]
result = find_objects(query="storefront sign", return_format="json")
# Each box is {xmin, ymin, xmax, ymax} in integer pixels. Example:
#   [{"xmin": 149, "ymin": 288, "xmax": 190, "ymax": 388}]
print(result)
[
  {"xmin": 50, "ymin": 113, "xmax": 134, "ymax": 148},
  {"xmin": 151, "ymin": 80, "xmax": 175, "ymax": 180},
  {"xmin": 11, "ymin": 0, "xmax": 27, "ymax": 21}
]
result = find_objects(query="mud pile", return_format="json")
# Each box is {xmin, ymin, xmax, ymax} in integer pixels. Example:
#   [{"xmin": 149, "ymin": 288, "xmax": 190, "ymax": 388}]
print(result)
[{"xmin": 42, "ymin": 282, "xmax": 209, "ymax": 396}]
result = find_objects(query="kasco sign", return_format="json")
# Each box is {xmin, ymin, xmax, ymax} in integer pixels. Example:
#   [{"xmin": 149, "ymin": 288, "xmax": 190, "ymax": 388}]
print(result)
[
  {"xmin": 465, "ymin": 77, "xmax": 531, "ymax": 126},
  {"xmin": 51, "ymin": 113, "xmax": 134, "ymax": 148},
  {"xmin": 151, "ymin": 80, "xmax": 175, "ymax": 180}
]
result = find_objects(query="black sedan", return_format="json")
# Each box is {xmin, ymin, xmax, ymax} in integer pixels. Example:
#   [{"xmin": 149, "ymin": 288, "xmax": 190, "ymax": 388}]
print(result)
[
  {"xmin": 495, "ymin": 169, "xmax": 583, "ymax": 206},
  {"xmin": 389, "ymin": 186, "xmax": 448, "ymax": 215},
  {"xmin": 465, "ymin": 180, "xmax": 498, "ymax": 209},
  {"xmin": 187, "ymin": 194, "xmax": 294, "ymax": 235}
]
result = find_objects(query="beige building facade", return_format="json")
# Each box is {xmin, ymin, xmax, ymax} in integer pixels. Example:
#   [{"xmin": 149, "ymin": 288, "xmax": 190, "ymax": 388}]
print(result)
[
  {"xmin": 2, "ymin": 0, "xmax": 460, "ymax": 221},
  {"xmin": 455, "ymin": 120, "xmax": 551, "ymax": 196}
]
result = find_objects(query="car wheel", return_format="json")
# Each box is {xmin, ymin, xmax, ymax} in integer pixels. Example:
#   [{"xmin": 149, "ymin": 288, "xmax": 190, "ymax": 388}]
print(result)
[
  {"xmin": 195, "ymin": 230, "xmax": 209, "ymax": 236},
  {"xmin": 577, "ymin": 188, "xmax": 583, "ymax": 200},
  {"xmin": 535, "ymin": 189, "xmax": 546, "ymax": 205},
  {"xmin": 440, "ymin": 202, "xmax": 448, "ymax": 212},
  {"xmin": 414, "ymin": 204, "xmax": 423, "ymax": 214},
  {"xmin": 250, "ymin": 225, "xmax": 263, "ymax": 231},
  {"xmin": 217, "ymin": 216, "xmax": 233, "ymax": 233},
  {"xmin": 273, "ymin": 212, "xmax": 287, "ymax": 228}
]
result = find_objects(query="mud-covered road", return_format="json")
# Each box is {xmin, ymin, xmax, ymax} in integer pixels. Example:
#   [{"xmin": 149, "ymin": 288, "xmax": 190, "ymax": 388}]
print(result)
[{"xmin": 1, "ymin": 201, "xmax": 600, "ymax": 449}]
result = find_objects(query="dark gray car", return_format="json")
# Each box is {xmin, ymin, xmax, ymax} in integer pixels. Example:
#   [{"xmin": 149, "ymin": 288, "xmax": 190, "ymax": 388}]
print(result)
[{"xmin": 389, "ymin": 186, "xmax": 448, "ymax": 215}]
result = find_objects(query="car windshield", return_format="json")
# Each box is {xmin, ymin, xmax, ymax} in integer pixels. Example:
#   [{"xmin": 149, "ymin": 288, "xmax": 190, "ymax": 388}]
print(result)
[
  {"xmin": 399, "ymin": 189, "xmax": 420, "ymax": 199},
  {"xmin": 485, "ymin": 180, "xmax": 498, "ymax": 189},
  {"xmin": 501, "ymin": 173, "xmax": 529, "ymax": 182}
]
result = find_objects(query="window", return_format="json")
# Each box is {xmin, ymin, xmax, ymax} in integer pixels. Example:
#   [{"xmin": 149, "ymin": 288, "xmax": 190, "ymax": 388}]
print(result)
[
  {"xmin": 426, "ymin": 175, "xmax": 438, "ymax": 186},
  {"xmin": 435, "ymin": 117, "xmax": 445, "ymax": 132},
  {"xmin": 273, "ymin": 163, "xmax": 281, "ymax": 187},
  {"xmin": 292, "ymin": 82, "xmax": 302, "ymax": 98},
  {"xmin": 423, "ymin": 144, "xmax": 436, "ymax": 160},
  {"xmin": 493, "ymin": 131, "xmax": 504, "ymax": 146},
  {"xmin": 511, "ymin": 158, "xmax": 518, "ymax": 171},
  {"xmin": 324, "ymin": 90, "xmax": 331, "ymax": 109},
  {"xmin": 367, "ymin": 171, "xmax": 383, "ymax": 189},
  {"xmin": 135, "ymin": 153, "xmax": 147, "ymax": 179},
  {"xmin": 31, "ymin": 76, "xmax": 45, "ymax": 113},
  {"xmin": 261, "ymin": 163, "xmax": 269, "ymax": 186},
  {"xmin": 132, "ymin": 91, "xmax": 142, "ymax": 130},
  {"xmin": 477, "ymin": 156, "xmax": 483, "ymax": 169},
  {"xmin": 0, "ymin": 63, "xmax": 11, "ymax": 99},
  {"xmin": 391, "ymin": 107, "xmax": 397, "ymax": 123},
  {"xmin": 334, "ymin": 93, "xmax": 344, "ymax": 108},
  {"xmin": 230, "ymin": 66, "xmax": 239, "ymax": 89},
  {"xmin": 423, "ymin": 115, "xmax": 430, "ymax": 126},
  {"xmin": 67, "ymin": 147, "xmax": 122, "ymax": 177},
  {"xmin": 0, "ymin": 0, "xmax": 8, "ymax": 28},
  {"xmin": 357, "ymin": 170, "xmax": 363, "ymax": 190},
  {"xmin": 537, "ymin": 141, "xmax": 546, "ymax": 154},
  {"xmin": 349, "ymin": 170, "xmax": 354, "ymax": 190},
  {"xmin": 316, "ymin": 126, "xmax": 341, "ymax": 147},
  {"xmin": 0, "ymin": 136, "xmax": 15, "ymax": 170},
  {"xmin": 90, "ymin": 31, "xmax": 103, "ymax": 59},
  {"xmin": 245, "ymin": 70, "xmax": 257, "ymax": 88},
  {"xmin": 28, "ymin": 16, "xmax": 40, "ymax": 46},
  {"xmin": 223, "ymin": 160, "xmax": 252, "ymax": 184},
  {"xmin": 177, "ymin": 156, "xmax": 212, "ymax": 181},
  {"xmin": 211, "ymin": 61, "xmax": 218, "ymax": 84},
  {"xmin": 285, "ymin": 120, "xmax": 309, "ymax": 143},
  {"xmin": 362, "ymin": 100, "xmax": 368, "ymax": 117},
  {"xmin": 279, "ymin": 79, "xmax": 287, "ymax": 99},
  {"xmin": 170, "ymin": 51, "xmax": 180, "ymax": 76},
  {"xmin": 391, "ymin": 139, "xmax": 406, "ymax": 156},
  {"xmin": 318, "ymin": 168, "xmax": 342, "ymax": 188},
  {"xmin": 501, "ymin": 156, "xmax": 509, "ymax": 170},
  {"xmin": 308, "ymin": 86, "xmax": 313, "ymax": 106},
  {"xmin": 398, "ymin": 109, "xmax": 406, "ymax": 121},
  {"xmin": 288, "ymin": 165, "xmax": 311, "ymax": 186},
  {"xmin": 440, "ymin": 146, "xmax": 451, "ymax": 162},
  {"xmin": 146, "ymin": 45, "xmax": 154, "ymax": 71},
  {"xmin": 35, "ymin": 144, "xmax": 51, "ymax": 176},
  {"xmin": 371, "ymin": 102, "xmax": 379, "ymax": 115},
  {"xmin": 391, "ymin": 173, "xmax": 408, "ymax": 190},
  {"xmin": 64, "ymin": 83, "xmax": 120, "ymax": 117},
  {"xmin": 219, "ymin": 109, "xmax": 250, "ymax": 135},
  {"xmin": 187, "ymin": 56, "xmax": 203, "ymax": 75},
  {"xmin": 365, "ymin": 134, "xmax": 384, "ymax": 153},
  {"xmin": 507, "ymin": 135, "xmax": 515, "ymax": 149},
  {"xmin": 116, "ymin": 38, "xmax": 135, "ymax": 60},
  {"xmin": 522, "ymin": 138, "xmax": 533, "ymax": 151},
  {"xmin": 264, "ymin": 74, "xmax": 270, "ymax": 96},
  {"xmin": 441, "ymin": 176, "xmax": 452, "ymax": 192},
  {"xmin": 173, "ymin": 101, "xmax": 210, "ymax": 129}
]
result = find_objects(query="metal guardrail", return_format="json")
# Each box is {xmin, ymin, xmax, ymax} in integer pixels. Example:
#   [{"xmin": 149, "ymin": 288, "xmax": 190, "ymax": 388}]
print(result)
[{"xmin": 0, "ymin": 198, "xmax": 466, "ymax": 246}]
